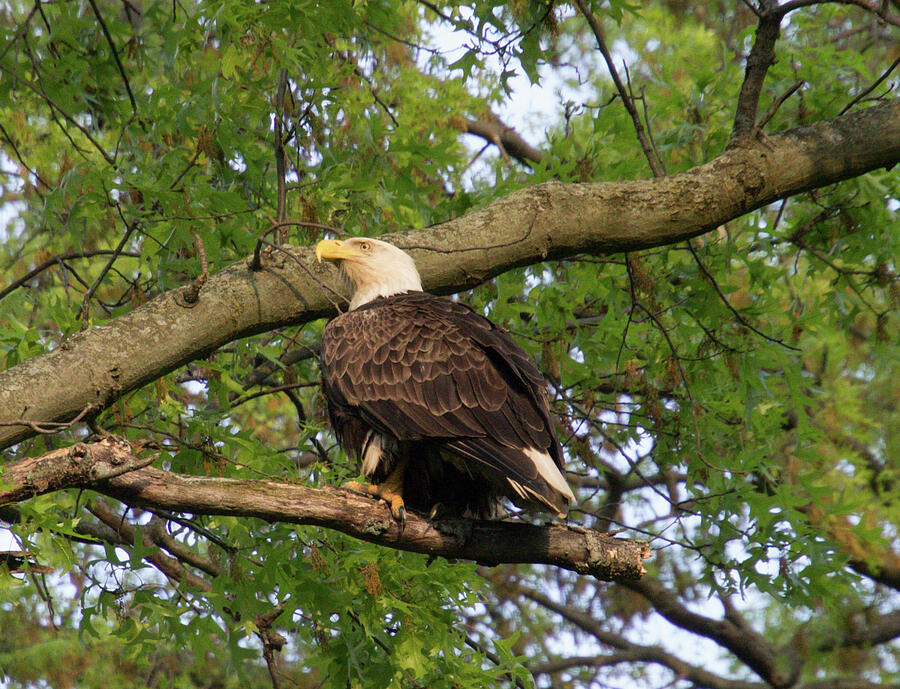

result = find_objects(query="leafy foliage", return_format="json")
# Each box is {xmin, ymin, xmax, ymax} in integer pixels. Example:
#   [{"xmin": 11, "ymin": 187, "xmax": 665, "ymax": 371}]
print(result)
[{"xmin": 1, "ymin": 0, "xmax": 898, "ymax": 688}]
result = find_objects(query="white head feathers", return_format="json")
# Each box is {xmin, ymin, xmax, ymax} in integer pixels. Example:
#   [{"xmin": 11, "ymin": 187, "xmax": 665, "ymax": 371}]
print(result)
[{"xmin": 315, "ymin": 237, "xmax": 423, "ymax": 310}]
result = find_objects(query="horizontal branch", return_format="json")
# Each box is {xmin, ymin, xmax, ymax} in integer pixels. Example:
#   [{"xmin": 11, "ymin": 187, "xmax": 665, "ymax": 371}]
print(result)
[
  {"xmin": 0, "ymin": 441, "xmax": 650, "ymax": 581},
  {"xmin": 1, "ymin": 101, "xmax": 898, "ymax": 449}
]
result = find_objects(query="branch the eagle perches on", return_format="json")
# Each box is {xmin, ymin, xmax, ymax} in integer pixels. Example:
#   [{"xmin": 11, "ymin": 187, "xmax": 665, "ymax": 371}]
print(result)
[
  {"xmin": 0, "ymin": 438, "xmax": 650, "ymax": 581},
  {"xmin": 0, "ymin": 102, "xmax": 897, "ymax": 452}
]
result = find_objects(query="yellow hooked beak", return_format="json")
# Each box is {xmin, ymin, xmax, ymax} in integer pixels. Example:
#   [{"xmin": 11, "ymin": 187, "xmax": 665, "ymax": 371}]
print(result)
[{"xmin": 315, "ymin": 239, "xmax": 366, "ymax": 263}]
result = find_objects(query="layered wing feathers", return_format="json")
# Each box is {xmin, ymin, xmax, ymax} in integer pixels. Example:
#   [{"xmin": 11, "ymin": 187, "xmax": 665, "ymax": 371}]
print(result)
[{"xmin": 322, "ymin": 292, "xmax": 566, "ymax": 504}]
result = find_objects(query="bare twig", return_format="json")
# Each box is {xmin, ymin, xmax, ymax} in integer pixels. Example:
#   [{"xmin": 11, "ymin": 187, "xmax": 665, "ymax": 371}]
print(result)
[
  {"xmin": 0, "ymin": 2, "xmax": 41, "ymax": 62},
  {"xmin": 0, "ymin": 249, "xmax": 141, "ymax": 301},
  {"xmin": 687, "ymin": 240, "xmax": 800, "ymax": 350},
  {"xmin": 274, "ymin": 69, "xmax": 289, "ymax": 245},
  {"xmin": 573, "ymin": 0, "xmax": 664, "ymax": 177},
  {"xmin": 250, "ymin": 218, "xmax": 342, "ymax": 272},
  {"xmin": 839, "ymin": 54, "xmax": 900, "ymax": 115},
  {"xmin": 0, "ymin": 402, "xmax": 99, "ymax": 435},
  {"xmin": 230, "ymin": 381, "xmax": 320, "ymax": 408},
  {"xmin": 0, "ymin": 121, "xmax": 50, "ymax": 190},
  {"xmin": 3, "ymin": 39, "xmax": 117, "ymax": 166},
  {"xmin": 753, "ymin": 79, "xmax": 804, "ymax": 135},
  {"xmin": 78, "ymin": 214, "xmax": 140, "ymax": 327}
]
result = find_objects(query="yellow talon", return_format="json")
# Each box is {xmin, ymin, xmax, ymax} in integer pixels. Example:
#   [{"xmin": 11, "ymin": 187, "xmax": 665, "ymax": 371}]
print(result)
[{"xmin": 343, "ymin": 479, "xmax": 407, "ymax": 524}]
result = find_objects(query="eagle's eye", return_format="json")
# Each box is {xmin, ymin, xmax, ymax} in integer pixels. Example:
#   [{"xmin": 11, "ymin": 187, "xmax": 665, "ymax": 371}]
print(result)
[{"xmin": 359, "ymin": 241, "xmax": 371, "ymax": 251}]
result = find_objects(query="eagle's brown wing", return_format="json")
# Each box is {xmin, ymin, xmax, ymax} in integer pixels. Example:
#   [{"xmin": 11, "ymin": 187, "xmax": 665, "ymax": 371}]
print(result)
[{"xmin": 321, "ymin": 292, "xmax": 565, "ymax": 498}]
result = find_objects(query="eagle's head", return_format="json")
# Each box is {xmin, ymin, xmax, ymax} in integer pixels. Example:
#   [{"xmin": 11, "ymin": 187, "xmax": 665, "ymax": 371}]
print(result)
[{"xmin": 315, "ymin": 237, "xmax": 423, "ymax": 310}]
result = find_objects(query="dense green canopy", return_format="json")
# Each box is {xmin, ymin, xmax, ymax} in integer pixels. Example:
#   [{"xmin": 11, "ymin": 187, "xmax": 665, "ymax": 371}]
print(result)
[{"xmin": 0, "ymin": 1, "xmax": 898, "ymax": 688}]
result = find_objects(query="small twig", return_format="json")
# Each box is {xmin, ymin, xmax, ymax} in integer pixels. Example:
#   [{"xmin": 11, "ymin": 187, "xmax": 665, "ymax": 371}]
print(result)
[
  {"xmin": 638, "ymin": 85, "xmax": 667, "ymax": 176},
  {"xmin": 0, "ymin": 121, "xmax": 50, "ymax": 190},
  {"xmin": 258, "ymin": 239, "xmax": 347, "ymax": 312},
  {"xmin": 87, "ymin": 0, "xmax": 137, "ymax": 114},
  {"xmin": 230, "ymin": 381, "xmax": 320, "ymax": 408},
  {"xmin": 5, "ymin": 39, "xmax": 117, "ymax": 166},
  {"xmin": 839, "ymin": 55, "xmax": 900, "ymax": 115},
  {"xmin": 0, "ymin": 2, "xmax": 41, "ymax": 62},
  {"xmin": 624, "ymin": 258, "xmax": 733, "ymax": 475},
  {"xmin": 0, "ymin": 249, "xmax": 141, "ymax": 301},
  {"xmin": 0, "ymin": 402, "xmax": 98, "ymax": 434},
  {"xmin": 687, "ymin": 240, "xmax": 800, "ymax": 351},
  {"xmin": 791, "ymin": 236, "xmax": 883, "ymax": 315},
  {"xmin": 753, "ymin": 79, "xmax": 804, "ymax": 135},
  {"xmin": 182, "ymin": 233, "xmax": 209, "ymax": 304},
  {"xmin": 250, "ymin": 220, "xmax": 343, "ymax": 271},
  {"xmin": 169, "ymin": 146, "xmax": 202, "ymax": 190},
  {"xmin": 573, "ymin": 0, "xmax": 664, "ymax": 177},
  {"xmin": 274, "ymin": 69, "xmax": 289, "ymax": 245},
  {"xmin": 79, "ymin": 213, "xmax": 139, "ymax": 327},
  {"xmin": 281, "ymin": 387, "xmax": 331, "ymax": 467}
]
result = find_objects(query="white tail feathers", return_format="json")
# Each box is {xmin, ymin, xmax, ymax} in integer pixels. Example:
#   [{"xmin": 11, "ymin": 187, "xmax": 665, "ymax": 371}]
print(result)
[{"xmin": 507, "ymin": 448, "xmax": 575, "ymax": 517}]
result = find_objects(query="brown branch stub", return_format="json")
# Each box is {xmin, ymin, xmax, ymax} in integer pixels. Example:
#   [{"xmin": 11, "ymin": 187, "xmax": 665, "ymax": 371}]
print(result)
[
  {"xmin": 0, "ymin": 437, "xmax": 155, "ymax": 507},
  {"xmin": 98, "ymin": 467, "xmax": 650, "ymax": 581},
  {"xmin": 463, "ymin": 115, "xmax": 545, "ymax": 167},
  {"xmin": 181, "ymin": 233, "xmax": 209, "ymax": 304}
]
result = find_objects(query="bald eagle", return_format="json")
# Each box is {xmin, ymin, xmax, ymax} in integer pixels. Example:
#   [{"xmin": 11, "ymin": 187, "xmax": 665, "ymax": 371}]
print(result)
[{"xmin": 316, "ymin": 237, "xmax": 575, "ymax": 520}]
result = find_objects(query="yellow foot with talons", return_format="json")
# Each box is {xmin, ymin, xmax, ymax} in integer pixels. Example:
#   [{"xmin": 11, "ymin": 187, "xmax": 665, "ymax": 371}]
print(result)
[{"xmin": 343, "ymin": 481, "xmax": 407, "ymax": 524}]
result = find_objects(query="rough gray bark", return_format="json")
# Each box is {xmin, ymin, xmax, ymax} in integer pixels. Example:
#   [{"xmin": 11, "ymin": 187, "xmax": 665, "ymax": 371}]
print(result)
[
  {"xmin": 0, "ymin": 437, "xmax": 154, "ymax": 503},
  {"xmin": 1, "ymin": 101, "xmax": 898, "ymax": 450}
]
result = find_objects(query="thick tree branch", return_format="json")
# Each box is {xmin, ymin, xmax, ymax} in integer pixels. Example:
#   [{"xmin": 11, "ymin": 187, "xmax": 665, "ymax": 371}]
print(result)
[
  {"xmin": 100, "ymin": 469, "xmax": 649, "ymax": 581},
  {"xmin": 0, "ymin": 441, "xmax": 650, "ymax": 581},
  {"xmin": 1, "ymin": 101, "xmax": 898, "ymax": 450}
]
